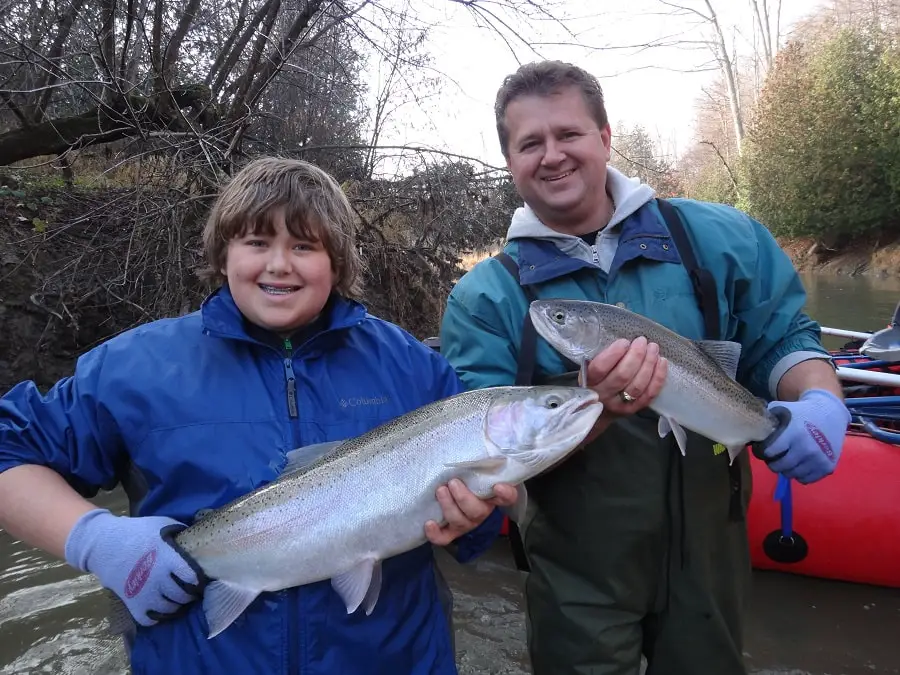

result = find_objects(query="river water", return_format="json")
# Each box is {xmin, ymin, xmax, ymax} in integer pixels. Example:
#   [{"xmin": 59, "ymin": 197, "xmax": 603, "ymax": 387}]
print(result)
[{"xmin": 1, "ymin": 272, "xmax": 899, "ymax": 674}]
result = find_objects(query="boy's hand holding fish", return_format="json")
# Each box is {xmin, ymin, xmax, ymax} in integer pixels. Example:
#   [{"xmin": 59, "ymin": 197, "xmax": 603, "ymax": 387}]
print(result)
[
  {"xmin": 65, "ymin": 509, "xmax": 204, "ymax": 627},
  {"xmin": 425, "ymin": 479, "xmax": 519, "ymax": 546}
]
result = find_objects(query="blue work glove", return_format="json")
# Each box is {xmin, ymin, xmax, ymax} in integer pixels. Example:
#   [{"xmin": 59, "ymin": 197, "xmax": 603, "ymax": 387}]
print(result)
[
  {"xmin": 757, "ymin": 389, "xmax": 851, "ymax": 484},
  {"xmin": 65, "ymin": 508, "xmax": 205, "ymax": 627}
]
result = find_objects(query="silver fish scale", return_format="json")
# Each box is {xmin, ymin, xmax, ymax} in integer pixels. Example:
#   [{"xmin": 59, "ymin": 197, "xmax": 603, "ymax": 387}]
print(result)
[
  {"xmin": 175, "ymin": 388, "xmax": 515, "ymax": 565},
  {"xmin": 574, "ymin": 303, "xmax": 767, "ymax": 414}
]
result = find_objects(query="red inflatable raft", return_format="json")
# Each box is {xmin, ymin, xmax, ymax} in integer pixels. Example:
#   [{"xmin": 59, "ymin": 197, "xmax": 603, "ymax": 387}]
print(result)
[
  {"xmin": 747, "ymin": 343, "xmax": 900, "ymax": 588},
  {"xmin": 747, "ymin": 431, "xmax": 900, "ymax": 588}
]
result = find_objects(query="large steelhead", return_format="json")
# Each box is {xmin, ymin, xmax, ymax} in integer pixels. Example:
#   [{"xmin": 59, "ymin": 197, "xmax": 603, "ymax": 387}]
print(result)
[
  {"xmin": 168, "ymin": 386, "xmax": 602, "ymax": 639},
  {"xmin": 528, "ymin": 299, "xmax": 778, "ymax": 462}
]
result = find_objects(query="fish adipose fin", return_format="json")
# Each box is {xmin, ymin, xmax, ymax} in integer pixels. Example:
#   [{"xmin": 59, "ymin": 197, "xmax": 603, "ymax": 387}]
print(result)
[
  {"xmin": 658, "ymin": 415, "xmax": 689, "ymax": 455},
  {"xmin": 726, "ymin": 444, "xmax": 746, "ymax": 464},
  {"xmin": 332, "ymin": 557, "xmax": 383, "ymax": 616},
  {"xmin": 204, "ymin": 580, "xmax": 261, "ymax": 639},
  {"xmin": 694, "ymin": 340, "xmax": 742, "ymax": 379}
]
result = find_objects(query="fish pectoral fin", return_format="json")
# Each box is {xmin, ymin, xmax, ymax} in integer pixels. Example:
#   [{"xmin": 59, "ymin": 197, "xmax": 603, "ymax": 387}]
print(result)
[
  {"xmin": 444, "ymin": 457, "xmax": 508, "ymax": 472},
  {"xmin": 578, "ymin": 358, "xmax": 589, "ymax": 387},
  {"xmin": 694, "ymin": 339, "xmax": 742, "ymax": 379},
  {"xmin": 283, "ymin": 441, "xmax": 343, "ymax": 474},
  {"xmin": 501, "ymin": 483, "xmax": 528, "ymax": 524},
  {"xmin": 658, "ymin": 415, "xmax": 688, "ymax": 456},
  {"xmin": 203, "ymin": 580, "xmax": 260, "ymax": 640},
  {"xmin": 332, "ymin": 557, "xmax": 382, "ymax": 615}
]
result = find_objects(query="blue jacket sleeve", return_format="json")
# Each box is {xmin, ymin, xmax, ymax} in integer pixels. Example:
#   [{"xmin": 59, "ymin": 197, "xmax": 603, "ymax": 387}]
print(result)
[
  {"xmin": 439, "ymin": 266, "xmax": 523, "ymax": 391},
  {"xmin": 423, "ymin": 345, "xmax": 504, "ymax": 563},
  {"xmin": 0, "ymin": 345, "xmax": 123, "ymax": 496},
  {"xmin": 727, "ymin": 216, "xmax": 831, "ymax": 400}
]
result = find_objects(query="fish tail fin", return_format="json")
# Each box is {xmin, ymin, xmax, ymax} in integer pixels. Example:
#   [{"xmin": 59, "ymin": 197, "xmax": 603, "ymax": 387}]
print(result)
[{"xmin": 104, "ymin": 589, "xmax": 136, "ymax": 637}]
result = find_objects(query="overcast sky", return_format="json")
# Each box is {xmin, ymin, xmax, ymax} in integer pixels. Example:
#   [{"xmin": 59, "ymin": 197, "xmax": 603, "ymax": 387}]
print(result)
[{"xmin": 367, "ymin": 0, "xmax": 824, "ymax": 171}]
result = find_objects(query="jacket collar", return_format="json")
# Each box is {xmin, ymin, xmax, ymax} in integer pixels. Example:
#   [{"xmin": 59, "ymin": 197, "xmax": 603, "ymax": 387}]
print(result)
[
  {"xmin": 515, "ymin": 200, "xmax": 683, "ymax": 285},
  {"xmin": 200, "ymin": 285, "xmax": 367, "ymax": 351}
]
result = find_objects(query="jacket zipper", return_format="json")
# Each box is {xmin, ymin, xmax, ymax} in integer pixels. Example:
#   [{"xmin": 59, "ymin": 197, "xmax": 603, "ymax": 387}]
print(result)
[
  {"xmin": 283, "ymin": 338, "xmax": 299, "ymax": 421},
  {"xmin": 282, "ymin": 337, "xmax": 301, "ymax": 674}
]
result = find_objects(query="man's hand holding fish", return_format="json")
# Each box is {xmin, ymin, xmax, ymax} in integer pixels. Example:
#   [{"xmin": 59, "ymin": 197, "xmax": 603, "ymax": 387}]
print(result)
[{"xmin": 576, "ymin": 335, "xmax": 669, "ymax": 444}]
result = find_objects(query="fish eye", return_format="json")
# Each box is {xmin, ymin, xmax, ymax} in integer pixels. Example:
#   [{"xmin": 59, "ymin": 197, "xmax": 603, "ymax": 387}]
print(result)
[
  {"xmin": 552, "ymin": 310, "xmax": 566, "ymax": 323},
  {"xmin": 546, "ymin": 396, "xmax": 562, "ymax": 409}
]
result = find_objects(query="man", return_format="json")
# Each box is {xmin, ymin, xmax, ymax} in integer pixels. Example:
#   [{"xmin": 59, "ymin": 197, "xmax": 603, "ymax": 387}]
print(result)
[{"xmin": 439, "ymin": 60, "xmax": 850, "ymax": 675}]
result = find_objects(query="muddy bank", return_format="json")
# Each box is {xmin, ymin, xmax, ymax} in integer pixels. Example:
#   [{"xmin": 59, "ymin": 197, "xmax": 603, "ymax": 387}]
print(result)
[{"xmin": 779, "ymin": 236, "xmax": 900, "ymax": 278}]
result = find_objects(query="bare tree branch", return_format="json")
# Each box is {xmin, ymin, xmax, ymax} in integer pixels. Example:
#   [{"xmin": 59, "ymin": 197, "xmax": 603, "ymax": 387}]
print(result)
[{"xmin": 700, "ymin": 139, "xmax": 738, "ymax": 188}]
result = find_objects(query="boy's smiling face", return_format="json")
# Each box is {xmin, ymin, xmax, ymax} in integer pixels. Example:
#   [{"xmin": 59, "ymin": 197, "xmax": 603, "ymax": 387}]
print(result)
[{"xmin": 223, "ymin": 208, "xmax": 336, "ymax": 337}]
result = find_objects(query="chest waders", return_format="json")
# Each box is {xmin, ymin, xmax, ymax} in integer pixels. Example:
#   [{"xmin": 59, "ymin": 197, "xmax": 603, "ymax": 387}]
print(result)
[{"xmin": 495, "ymin": 199, "xmax": 752, "ymax": 675}]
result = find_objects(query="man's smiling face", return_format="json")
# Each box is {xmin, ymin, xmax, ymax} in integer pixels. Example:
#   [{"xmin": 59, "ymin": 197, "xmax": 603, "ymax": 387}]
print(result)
[{"xmin": 503, "ymin": 86, "xmax": 612, "ymax": 235}]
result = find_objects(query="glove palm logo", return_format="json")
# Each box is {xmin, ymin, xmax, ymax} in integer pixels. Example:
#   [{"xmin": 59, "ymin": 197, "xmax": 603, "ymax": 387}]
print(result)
[
  {"xmin": 804, "ymin": 422, "xmax": 834, "ymax": 461},
  {"xmin": 125, "ymin": 548, "xmax": 158, "ymax": 598}
]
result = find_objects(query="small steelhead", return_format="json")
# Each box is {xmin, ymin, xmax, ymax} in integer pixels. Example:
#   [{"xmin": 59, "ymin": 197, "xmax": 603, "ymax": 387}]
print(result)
[{"xmin": 528, "ymin": 299, "xmax": 779, "ymax": 462}]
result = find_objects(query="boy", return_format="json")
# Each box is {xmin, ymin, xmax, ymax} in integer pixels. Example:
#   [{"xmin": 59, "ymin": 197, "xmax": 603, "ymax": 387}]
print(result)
[{"xmin": 0, "ymin": 157, "xmax": 514, "ymax": 674}]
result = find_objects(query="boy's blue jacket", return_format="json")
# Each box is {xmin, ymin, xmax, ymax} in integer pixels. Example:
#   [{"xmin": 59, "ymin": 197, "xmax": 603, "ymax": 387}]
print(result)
[{"xmin": 0, "ymin": 286, "xmax": 502, "ymax": 674}]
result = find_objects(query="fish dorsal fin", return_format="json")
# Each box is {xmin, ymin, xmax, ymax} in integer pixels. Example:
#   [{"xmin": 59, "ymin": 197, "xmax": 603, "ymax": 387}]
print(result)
[
  {"xmin": 694, "ymin": 340, "xmax": 742, "ymax": 379},
  {"xmin": 282, "ymin": 441, "xmax": 344, "ymax": 474}
]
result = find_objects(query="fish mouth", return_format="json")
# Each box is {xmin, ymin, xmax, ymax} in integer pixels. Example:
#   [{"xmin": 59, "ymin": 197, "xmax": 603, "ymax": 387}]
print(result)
[
  {"xmin": 575, "ymin": 390, "xmax": 600, "ymax": 411},
  {"xmin": 546, "ymin": 394, "xmax": 603, "ymax": 462},
  {"xmin": 562, "ymin": 389, "xmax": 603, "ymax": 428}
]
